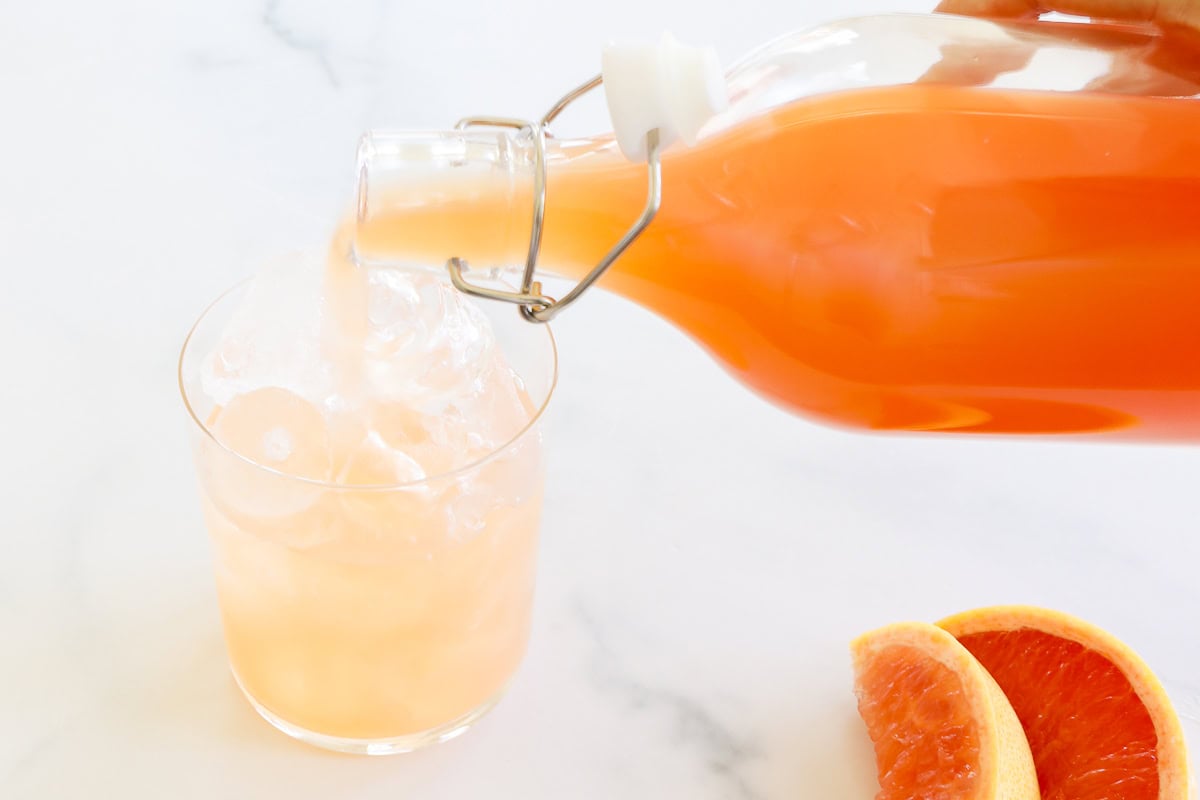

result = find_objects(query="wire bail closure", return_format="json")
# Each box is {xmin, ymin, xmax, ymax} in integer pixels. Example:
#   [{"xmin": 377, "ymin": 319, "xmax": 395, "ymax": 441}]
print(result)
[{"xmin": 447, "ymin": 74, "xmax": 663, "ymax": 323}]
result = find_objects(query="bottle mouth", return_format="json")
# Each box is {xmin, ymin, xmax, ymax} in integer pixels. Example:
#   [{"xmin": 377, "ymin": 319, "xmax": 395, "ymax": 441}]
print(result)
[{"xmin": 352, "ymin": 129, "xmax": 535, "ymax": 272}]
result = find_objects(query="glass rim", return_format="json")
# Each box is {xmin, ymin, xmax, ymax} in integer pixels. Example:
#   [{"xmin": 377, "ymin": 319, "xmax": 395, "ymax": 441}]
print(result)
[{"xmin": 178, "ymin": 276, "xmax": 557, "ymax": 492}]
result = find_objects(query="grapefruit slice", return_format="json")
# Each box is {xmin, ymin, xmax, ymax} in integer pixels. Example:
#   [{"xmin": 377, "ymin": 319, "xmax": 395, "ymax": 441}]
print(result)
[
  {"xmin": 939, "ymin": 606, "xmax": 1193, "ymax": 800},
  {"xmin": 852, "ymin": 622, "xmax": 1039, "ymax": 800}
]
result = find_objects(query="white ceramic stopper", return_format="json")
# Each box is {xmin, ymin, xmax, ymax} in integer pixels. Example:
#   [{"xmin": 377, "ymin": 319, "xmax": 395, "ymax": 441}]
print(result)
[{"xmin": 601, "ymin": 33, "xmax": 728, "ymax": 161}]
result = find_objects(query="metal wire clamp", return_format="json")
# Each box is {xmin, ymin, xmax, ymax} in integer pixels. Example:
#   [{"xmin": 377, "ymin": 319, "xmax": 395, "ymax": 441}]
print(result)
[{"xmin": 447, "ymin": 74, "xmax": 663, "ymax": 323}]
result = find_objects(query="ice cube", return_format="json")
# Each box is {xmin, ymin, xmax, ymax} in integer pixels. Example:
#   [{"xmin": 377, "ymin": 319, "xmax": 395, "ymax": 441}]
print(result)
[
  {"xmin": 363, "ymin": 266, "xmax": 424, "ymax": 361},
  {"xmin": 361, "ymin": 268, "xmax": 495, "ymax": 407},
  {"xmin": 201, "ymin": 252, "xmax": 334, "ymax": 406},
  {"xmin": 200, "ymin": 387, "xmax": 332, "ymax": 523},
  {"xmin": 336, "ymin": 430, "xmax": 442, "ymax": 543},
  {"xmin": 197, "ymin": 251, "xmax": 541, "ymax": 551},
  {"xmin": 463, "ymin": 358, "xmax": 538, "ymax": 447},
  {"xmin": 444, "ymin": 478, "xmax": 496, "ymax": 537},
  {"xmin": 212, "ymin": 387, "xmax": 331, "ymax": 478},
  {"xmin": 477, "ymin": 430, "xmax": 544, "ymax": 506},
  {"xmin": 336, "ymin": 430, "xmax": 427, "ymax": 487}
]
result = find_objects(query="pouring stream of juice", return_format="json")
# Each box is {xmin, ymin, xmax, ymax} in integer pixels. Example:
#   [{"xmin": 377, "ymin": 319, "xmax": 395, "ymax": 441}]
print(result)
[{"xmin": 354, "ymin": 15, "xmax": 1200, "ymax": 441}]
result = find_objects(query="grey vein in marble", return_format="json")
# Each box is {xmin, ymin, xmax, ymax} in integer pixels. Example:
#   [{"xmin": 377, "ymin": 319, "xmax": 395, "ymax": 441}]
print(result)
[
  {"xmin": 573, "ymin": 601, "xmax": 764, "ymax": 800},
  {"xmin": 261, "ymin": 0, "xmax": 340, "ymax": 87}
]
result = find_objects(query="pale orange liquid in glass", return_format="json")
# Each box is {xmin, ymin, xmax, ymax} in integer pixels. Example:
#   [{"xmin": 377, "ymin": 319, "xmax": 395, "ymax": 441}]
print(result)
[
  {"xmin": 202, "ymin": 476, "xmax": 541, "ymax": 741},
  {"xmin": 359, "ymin": 84, "xmax": 1200, "ymax": 440},
  {"xmin": 193, "ymin": 238, "xmax": 546, "ymax": 743}
]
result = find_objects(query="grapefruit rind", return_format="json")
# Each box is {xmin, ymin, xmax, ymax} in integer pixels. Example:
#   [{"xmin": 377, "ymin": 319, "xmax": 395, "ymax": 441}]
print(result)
[
  {"xmin": 851, "ymin": 621, "xmax": 1040, "ymax": 800},
  {"xmin": 938, "ymin": 605, "xmax": 1194, "ymax": 800}
]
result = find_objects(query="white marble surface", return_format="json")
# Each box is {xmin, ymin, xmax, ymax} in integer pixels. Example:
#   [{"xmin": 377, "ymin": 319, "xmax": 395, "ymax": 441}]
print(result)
[{"xmin": 3, "ymin": 1, "xmax": 1199, "ymax": 797}]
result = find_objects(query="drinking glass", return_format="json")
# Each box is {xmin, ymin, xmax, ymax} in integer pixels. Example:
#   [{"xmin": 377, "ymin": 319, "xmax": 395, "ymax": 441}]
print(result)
[{"xmin": 179, "ymin": 274, "xmax": 556, "ymax": 754}]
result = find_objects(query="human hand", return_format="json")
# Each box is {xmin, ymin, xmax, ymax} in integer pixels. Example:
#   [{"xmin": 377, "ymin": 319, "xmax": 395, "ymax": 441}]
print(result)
[
  {"xmin": 927, "ymin": 0, "xmax": 1200, "ymax": 94},
  {"xmin": 935, "ymin": 0, "xmax": 1200, "ymax": 36}
]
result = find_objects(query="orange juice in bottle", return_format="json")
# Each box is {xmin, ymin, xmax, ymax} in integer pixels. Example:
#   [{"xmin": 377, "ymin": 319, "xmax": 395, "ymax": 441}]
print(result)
[{"xmin": 355, "ymin": 14, "xmax": 1200, "ymax": 441}]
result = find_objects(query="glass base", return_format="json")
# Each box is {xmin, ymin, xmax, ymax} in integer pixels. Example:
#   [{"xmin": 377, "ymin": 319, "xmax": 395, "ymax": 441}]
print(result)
[{"xmin": 232, "ymin": 669, "xmax": 503, "ymax": 755}]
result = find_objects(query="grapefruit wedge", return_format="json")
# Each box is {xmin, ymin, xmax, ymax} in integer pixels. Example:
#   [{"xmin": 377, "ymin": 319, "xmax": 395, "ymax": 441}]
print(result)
[
  {"xmin": 852, "ymin": 622, "xmax": 1039, "ymax": 800},
  {"xmin": 939, "ymin": 606, "xmax": 1193, "ymax": 800}
]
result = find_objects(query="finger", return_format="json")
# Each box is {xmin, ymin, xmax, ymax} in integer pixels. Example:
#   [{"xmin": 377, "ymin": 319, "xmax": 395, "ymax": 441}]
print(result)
[
  {"xmin": 936, "ymin": 0, "xmax": 1041, "ymax": 18},
  {"xmin": 921, "ymin": 40, "xmax": 1037, "ymax": 84},
  {"xmin": 938, "ymin": 0, "xmax": 1200, "ymax": 29},
  {"xmin": 1085, "ymin": 65, "xmax": 1200, "ymax": 95},
  {"xmin": 1047, "ymin": 0, "xmax": 1200, "ymax": 27},
  {"xmin": 1157, "ymin": 0, "xmax": 1200, "ymax": 30}
]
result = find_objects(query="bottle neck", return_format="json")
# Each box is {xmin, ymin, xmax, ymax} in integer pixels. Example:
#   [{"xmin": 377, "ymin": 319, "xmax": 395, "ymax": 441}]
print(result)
[{"xmin": 353, "ymin": 130, "xmax": 633, "ymax": 279}]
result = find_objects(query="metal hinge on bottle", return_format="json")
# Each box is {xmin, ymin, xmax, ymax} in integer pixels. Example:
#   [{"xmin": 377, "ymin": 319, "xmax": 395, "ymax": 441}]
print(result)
[
  {"xmin": 447, "ymin": 34, "xmax": 726, "ymax": 322},
  {"xmin": 446, "ymin": 75, "xmax": 663, "ymax": 323}
]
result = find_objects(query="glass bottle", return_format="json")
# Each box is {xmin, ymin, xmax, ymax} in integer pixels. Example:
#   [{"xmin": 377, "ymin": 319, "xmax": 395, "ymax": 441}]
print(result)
[{"xmin": 354, "ymin": 14, "xmax": 1200, "ymax": 440}]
